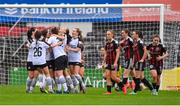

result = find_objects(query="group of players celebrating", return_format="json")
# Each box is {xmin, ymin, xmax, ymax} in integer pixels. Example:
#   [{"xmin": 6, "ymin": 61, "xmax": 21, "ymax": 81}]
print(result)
[
  {"xmin": 25, "ymin": 27, "xmax": 85, "ymax": 94},
  {"xmin": 103, "ymin": 29, "xmax": 168, "ymax": 95}
]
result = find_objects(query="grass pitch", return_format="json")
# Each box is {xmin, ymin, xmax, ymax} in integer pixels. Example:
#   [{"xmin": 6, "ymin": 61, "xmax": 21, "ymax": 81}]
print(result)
[{"xmin": 0, "ymin": 85, "xmax": 179, "ymax": 105}]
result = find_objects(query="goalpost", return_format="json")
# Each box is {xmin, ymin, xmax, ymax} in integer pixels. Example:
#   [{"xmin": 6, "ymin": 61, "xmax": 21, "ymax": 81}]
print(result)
[{"xmin": 0, "ymin": 4, "xmax": 179, "ymax": 89}]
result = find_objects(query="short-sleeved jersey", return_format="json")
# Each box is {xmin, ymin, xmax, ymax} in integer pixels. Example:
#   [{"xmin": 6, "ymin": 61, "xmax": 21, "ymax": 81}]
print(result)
[
  {"xmin": 105, "ymin": 39, "xmax": 118, "ymax": 65},
  {"xmin": 147, "ymin": 43, "xmax": 166, "ymax": 66},
  {"xmin": 68, "ymin": 38, "xmax": 81, "ymax": 62},
  {"xmin": 47, "ymin": 35, "xmax": 66, "ymax": 59},
  {"xmin": 132, "ymin": 39, "xmax": 145, "ymax": 62},
  {"xmin": 30, "ymin": 40, "xmax": 49, "ymax": 65},
  {"xmin": 120, "ymin": 37, "xmax": 134, "ymax": 60},
  {"xmin": 45, "ymin": 38, "xmax": 54, "ymax": 61}
]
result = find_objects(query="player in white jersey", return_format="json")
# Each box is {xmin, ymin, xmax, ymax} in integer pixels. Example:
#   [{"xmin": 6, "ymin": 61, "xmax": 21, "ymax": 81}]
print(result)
[
  {"xmin": 42, "ymin": 29, "xmax": 55, "ymax": 71},
  {"xmin": 36, "ymin": 29, "xmax": 55, "ymax": 93},
  {"xmin": 59, "ymin": 27, "xmax": 75, "ymax": 93},
  {"xmin": 25, "ymin": 27, "xmax": 39, "ymax": 93},
  {"xmin": 48, "ymin": 27, "xmax": 69, "ymax": 94},
  {"xmin": 29, "ymin": 30, "xmax": 54, "ymax": 93},
  {"xmin": 66, "ymin": 28, "xmax": 86, "ymax": 93}
]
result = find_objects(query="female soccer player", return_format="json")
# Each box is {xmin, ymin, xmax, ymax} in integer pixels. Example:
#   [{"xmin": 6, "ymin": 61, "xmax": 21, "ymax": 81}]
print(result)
[
  {"xmin": 29, "ymin": 30, "xmax": 54, "ymax": 93},
  {"xmin": 119, "ymin": 29, "xmax": 136, "ymax": 88},
  {"xmin": 66, "ymin": 28, "xmax": 86, "ymax": 93},
  {"xmin": 37, "ymin": 28, "xmax": 55, "ymax": 93},
  {"xmin": 104, "ymin": 30, "xmax": 126, "ymax": 95},
  {"xmin": 147, "ymin": 35, "xmax": 168, "ymax": 95},
  {"xmin": 25, "ymin": 27, "xmax": 39, "ymax": 93},
  {"xmin": 47, "ymin": 27, "xmax": 69, "ymax": 94},
  {"xmin": 59, "ymin": 27, "xmax": 75, "ymax": 93},
  {"xmin": 130, "ymin": 31, "xmax": 154, "ymax": 95}
]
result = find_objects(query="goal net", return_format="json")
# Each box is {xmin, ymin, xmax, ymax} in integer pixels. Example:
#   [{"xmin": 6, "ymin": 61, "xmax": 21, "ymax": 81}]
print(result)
[{"xmin": 0, "ymin": 4, "xmax": 179, "ymax": 88}]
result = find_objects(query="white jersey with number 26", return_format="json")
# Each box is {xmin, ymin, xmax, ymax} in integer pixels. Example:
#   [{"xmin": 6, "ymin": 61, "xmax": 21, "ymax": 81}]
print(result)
[{"xmin": 30, "ymin": 40, "xmax": 49, "ymax": 65}]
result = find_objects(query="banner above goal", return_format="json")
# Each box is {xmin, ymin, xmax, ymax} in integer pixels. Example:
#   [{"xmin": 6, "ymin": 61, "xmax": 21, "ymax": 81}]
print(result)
[
  {"xmin": 0, "ymin": 0, "xmax": 122, "ymax": 4},
  {"xmin": 0, "ymin": 7, "xmax": 122, "ymax": 22}
]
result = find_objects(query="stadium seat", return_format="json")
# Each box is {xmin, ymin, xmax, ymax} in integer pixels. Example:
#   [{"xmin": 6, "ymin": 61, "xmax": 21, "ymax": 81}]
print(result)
[{"xmin": 0, "ymin": 26, "xmax": 9, "ymax": 36}]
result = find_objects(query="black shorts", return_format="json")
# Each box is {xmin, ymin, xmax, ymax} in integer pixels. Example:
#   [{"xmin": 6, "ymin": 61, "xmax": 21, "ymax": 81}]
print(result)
[
  {"xmin": 124, "ymin": 58, "xmax": 133, "ymax": 70},
  {"xmin": 149, "ymin": 64, "xmax": 163, "ymax": 75},
  {"xmin": 34, "ymin": 63, "xmax": 47, "ymax": 70},
  {"xmin": 69, "ymin": 62, "xmax": 81, "ymax": 66},
  {"xmin": 54, "ymin": 55, "xmax": 68, "ymax": 71},
  {"xmin": 46, "ymin": 60, "xmax": 55, "ymax": 71},
  {"xmin": 134, "ymin": 62, "xmax": 145, "ymax": 71},
  {"xmin": 105, "ymin": 64, "xmax": 119, "ymax": 71},
  {"xmin": 27, "ymin": 62, "xmax": 35, "ymax": 71}
]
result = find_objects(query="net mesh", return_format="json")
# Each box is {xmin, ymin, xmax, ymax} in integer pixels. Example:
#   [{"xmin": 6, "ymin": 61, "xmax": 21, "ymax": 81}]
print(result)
[{"xmin": 0, "ymin": 6, "xmax": 179, "ymax": 88}]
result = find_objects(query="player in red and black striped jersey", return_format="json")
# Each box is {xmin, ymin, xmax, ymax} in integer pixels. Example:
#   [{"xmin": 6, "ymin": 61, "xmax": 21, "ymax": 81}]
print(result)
[
  {"xmin": 119, "ymin": 29, "xmax": 136, "ymax": 88},
  {"xmin": 147, "ymin": 35, "xmax": 168, "ymax": 95},
  {"xmin": 130, "ymin": 31, "xmax": 154, "ymax": 95},
  {"xmin": 104, "ymin": 30, "xmax": 126, "ymax": 95}
]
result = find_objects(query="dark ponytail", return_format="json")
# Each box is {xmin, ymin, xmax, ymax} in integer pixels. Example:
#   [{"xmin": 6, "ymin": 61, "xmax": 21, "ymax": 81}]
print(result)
[
  {"xmin": 34, "ymin": 31, "xmax": 42, "ymax": 46},
  {"xmin": 27, "ymin": 27, "xmax": 35, "ymax": 43},
  {"xmin": 41, "ymin": 29, "xmax": 48, "ymax": 41}
]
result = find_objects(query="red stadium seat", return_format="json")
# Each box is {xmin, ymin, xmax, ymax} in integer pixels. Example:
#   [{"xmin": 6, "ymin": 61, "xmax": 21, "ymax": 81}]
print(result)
[
  {"xmin": 36, "ymin": 26, "xmax": 46, "ymax": 31},
  {"xmin": 21, "ymin": 27, "xmax": 29, "ymax": 32},
  {"xmin": 0, "ymin": 26, "xmax": 9, "ymax": 37},
  {"xmin": 9, "ymin": 27, "xmax": 22, "ymax": 37}
]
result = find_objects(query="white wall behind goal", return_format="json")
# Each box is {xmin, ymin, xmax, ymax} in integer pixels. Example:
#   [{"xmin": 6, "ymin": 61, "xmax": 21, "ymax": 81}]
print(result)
[
  {"xmin": 61, "ymin": 22, "xmax": 92, "ymax": 37},
  {"xmin": 27, "ymin": 22, "xmax": 92, "ymax": 37}
]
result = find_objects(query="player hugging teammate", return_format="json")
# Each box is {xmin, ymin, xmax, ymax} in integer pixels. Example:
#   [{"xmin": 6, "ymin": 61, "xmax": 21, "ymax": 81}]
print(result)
[{"xmin": 25, "ymin": 27, "xmax": 86, "ymax": 94}]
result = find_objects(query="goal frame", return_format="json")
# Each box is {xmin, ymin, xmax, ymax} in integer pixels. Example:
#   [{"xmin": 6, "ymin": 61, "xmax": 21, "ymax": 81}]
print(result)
[{"xmin": 0, "ymin": 4, "xmax": 165, "ymax": 43}]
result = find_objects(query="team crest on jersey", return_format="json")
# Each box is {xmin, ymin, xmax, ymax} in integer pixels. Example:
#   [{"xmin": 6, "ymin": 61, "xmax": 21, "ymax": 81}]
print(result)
[
  {"xmin": 124, "ymin": 40, "xmax": 128, "ymax": 46},
  {"xmin": 123, "ymin": 42, "xmax": 129, "ymax": 49}
]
